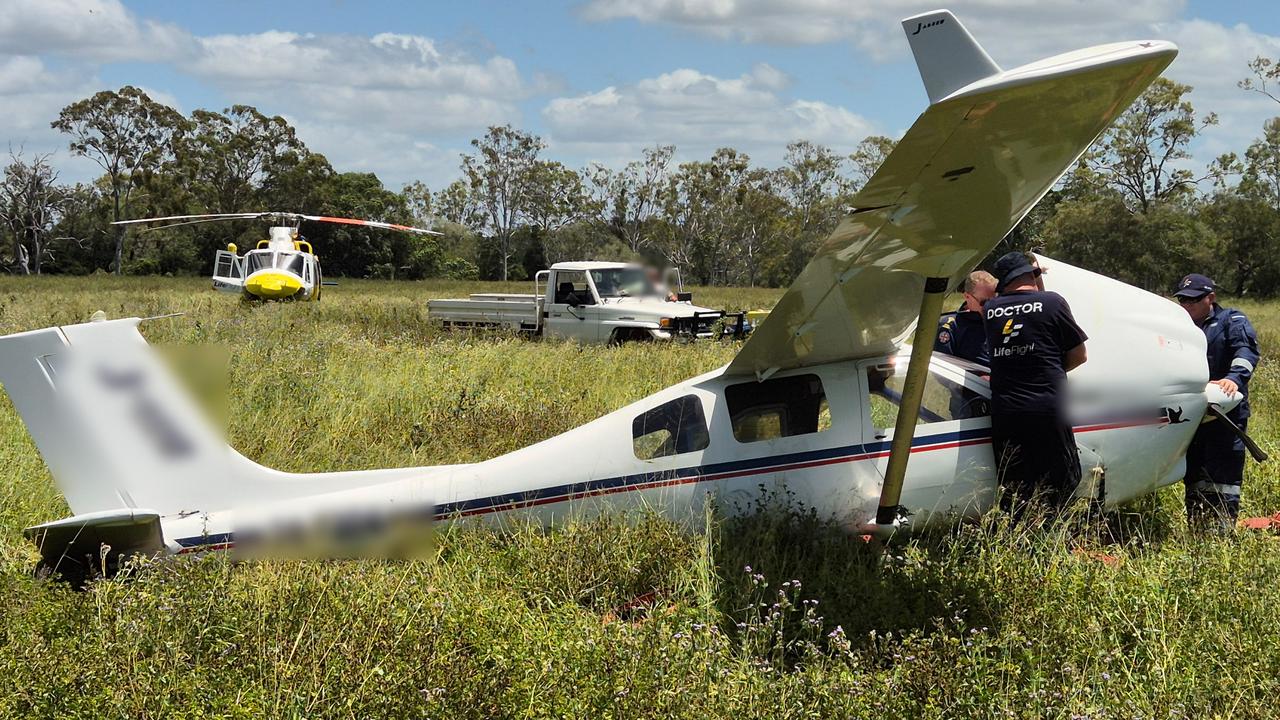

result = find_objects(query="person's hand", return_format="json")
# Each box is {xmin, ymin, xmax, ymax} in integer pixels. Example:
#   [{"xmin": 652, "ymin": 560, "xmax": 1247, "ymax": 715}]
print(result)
[{"xmin": 1212, "ymin": 378, "xmax": 1239, "ymax": 396}]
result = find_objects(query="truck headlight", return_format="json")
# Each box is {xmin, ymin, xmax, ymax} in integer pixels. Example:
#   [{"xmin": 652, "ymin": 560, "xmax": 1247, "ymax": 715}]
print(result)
[{"xmin": 659, "ymin": 317, "xmax": 673, "ymax": 328}]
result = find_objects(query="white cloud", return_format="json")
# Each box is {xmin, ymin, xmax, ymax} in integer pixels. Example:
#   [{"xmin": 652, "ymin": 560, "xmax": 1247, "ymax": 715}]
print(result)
[
  {"xmin": 180, "ymin": 31, "xmax": 527, "ymax": 135},
  {"xmin": 0, "ymin": 56, "xmax": 98, "ymax": 172},
  {"xmin": 0, "ymin": 0, "xmax": 190, "ymax": 62},
  {"xmin": 542, "ymin": 64, "xmax": 873, "ymax": 166},
  {"xmin": 577, "ymin": 1, "xmax": 1280, "ymax": 181},
  {"xmin": 579, "ymin": 0, "xmax": 1186, "ymax": 61},
  {"xmin": 1154, "ymin": 20, "xmax": 1280, "ymax": 167},
  {"xmin": 287, "ymin": 118, "xmax": 465, "ymax": 191},
  {"xmin": 0, "ymin": 1, "xmax": 536, "ymax": 187}
]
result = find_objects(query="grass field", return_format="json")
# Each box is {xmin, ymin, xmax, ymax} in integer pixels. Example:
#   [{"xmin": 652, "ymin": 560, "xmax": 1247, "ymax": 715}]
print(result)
[{"xmin": 1, "ymin": 275, "xmax": 1279, "ymax": 719}]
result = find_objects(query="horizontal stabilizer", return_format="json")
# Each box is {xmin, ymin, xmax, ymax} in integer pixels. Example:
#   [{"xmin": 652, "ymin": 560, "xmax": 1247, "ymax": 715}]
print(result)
[
  {"xmin": 903, "ymin": 10, "xmax": 1001, "ymax": 104},
  {"xmin": 25, "ymin": 508, "xmax": 164, "ymax": 572}
]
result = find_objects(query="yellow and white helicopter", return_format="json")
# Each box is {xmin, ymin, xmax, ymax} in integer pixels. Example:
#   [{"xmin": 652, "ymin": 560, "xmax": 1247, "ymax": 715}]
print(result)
[
  {"xmin": 3, "ymin": 12, "xmax": 1253, "ymax": 577},
  {"xmin": 114, "ymin": 212, "xmax": 441, "ymax": 302}
]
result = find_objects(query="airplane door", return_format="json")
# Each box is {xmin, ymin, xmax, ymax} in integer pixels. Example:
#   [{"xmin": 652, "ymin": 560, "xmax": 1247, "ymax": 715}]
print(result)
[
  {"xmin": 545, "ymin": 270, "xmax": 600, "ymax": 341},
  {"xmin": 859, "ymin": 355, "xmax": 997, "ymax": 523}
]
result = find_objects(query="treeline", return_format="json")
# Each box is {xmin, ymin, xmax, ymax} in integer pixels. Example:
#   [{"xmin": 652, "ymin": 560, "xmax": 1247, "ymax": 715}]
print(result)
[{"xmin": 3, "ymin": 60, "xmax": 1280, "ymax": 295}]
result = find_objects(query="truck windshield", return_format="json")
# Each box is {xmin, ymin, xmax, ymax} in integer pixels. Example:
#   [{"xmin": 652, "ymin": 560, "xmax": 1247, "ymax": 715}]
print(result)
[{"xmin": 590, "ymin": 268, "xmax": 657, "ymax": 298}]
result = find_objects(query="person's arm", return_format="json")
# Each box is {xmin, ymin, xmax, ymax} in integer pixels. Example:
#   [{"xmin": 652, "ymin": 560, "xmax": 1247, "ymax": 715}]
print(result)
[
  {"xmin": 1065, "ymin": 343, "xmax": 1087, "ymax": 372},
  {"xmin": 934, "ymin": 317, "xmax": 956, "ymax": 355},
  {"xmin": 1052, "ymin": 294, "xmax": 1088, "ymax": 371},
  {"xmin": 1216, "ymin": 313, "xmax": 1260, "ymax": 395}
]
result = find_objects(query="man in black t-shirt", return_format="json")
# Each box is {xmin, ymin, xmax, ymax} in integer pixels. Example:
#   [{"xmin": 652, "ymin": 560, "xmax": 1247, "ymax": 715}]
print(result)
[{"xmin": 983, "ymin": 252, "xmax": 1089, "ymax": 519}]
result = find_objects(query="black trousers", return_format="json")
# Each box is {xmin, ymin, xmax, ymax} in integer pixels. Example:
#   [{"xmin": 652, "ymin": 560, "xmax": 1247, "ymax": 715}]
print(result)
[
  {"xmin": 1185, "ymin": 418, "xmax": 1246, "ymax": 525},
  {"xmin": 991, "ymin": 413, "xmax": 1082, "ymax": 519}
]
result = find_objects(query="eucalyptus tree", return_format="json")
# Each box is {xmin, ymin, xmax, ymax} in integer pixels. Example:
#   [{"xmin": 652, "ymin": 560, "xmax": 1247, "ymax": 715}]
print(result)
[
  {"xmin": 1071, "ymin": 78, "xmax": 1217, "ymax": 213},
  {"xmin": 848, "ymin": 135, "xmax": 896, "ymax": 191},
  {"xmin": 179, "ymin": 105, "xmax": 306, "ymax": 214},
  {"xmin": 51, "ymin": 86, "xmax": 187, "ymax": 273},
  {"xmin": 523, "ymin": 160, "xmax": 596, "ymax": 263},
  {"xmin": 774, "ymin": 140, "xmax": 849, "ymax": 282},
  {"xmin": 461, "ymin": 125, "xmax": 545, "ymax": 280},
  {"xmin": 590, "ymin": 144, "xmax": 675, "ymax": 255}
]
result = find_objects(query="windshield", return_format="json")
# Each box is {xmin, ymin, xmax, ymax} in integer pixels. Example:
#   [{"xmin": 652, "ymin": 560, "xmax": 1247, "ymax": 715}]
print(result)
[
  {"xmin": 590, "ymin": 268, "xmax": 657, "ymax": 298},
  {"xmin": 245, "ymin": 251, "xmax": 305, "ymax": 276},
  {"xmin": 245, "ymin": 251, "xmax": 273, "ymax": 275}
]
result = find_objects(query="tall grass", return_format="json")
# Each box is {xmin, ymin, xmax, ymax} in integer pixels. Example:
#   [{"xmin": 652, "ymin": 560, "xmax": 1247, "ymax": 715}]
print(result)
[{"xmin": 0, "ymin": 276, "xmax": 1278, "ymax": 718}]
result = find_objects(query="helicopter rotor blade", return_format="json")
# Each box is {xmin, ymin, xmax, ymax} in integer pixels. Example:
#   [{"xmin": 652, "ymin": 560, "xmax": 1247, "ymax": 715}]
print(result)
[
  {"xmin": 127, "ymin": 217, "xmax": 266, "ymax": 233},
  {"xmin": 112, "ymin": 212, "xmax": 266, "ymax": 226},
  {"xmin": 298, "ymin": 215, "xmax": 442, "ymax": 235},
  {"xmin": 111, "ymin": 211, "xmax": 440, "ymax": 236}
]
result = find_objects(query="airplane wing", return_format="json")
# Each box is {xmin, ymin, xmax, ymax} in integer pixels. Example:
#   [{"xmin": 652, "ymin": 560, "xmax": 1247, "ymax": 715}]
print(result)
[{"xmin": 728, "ymin": 11, "xmax": 1176, "ymax": 379}]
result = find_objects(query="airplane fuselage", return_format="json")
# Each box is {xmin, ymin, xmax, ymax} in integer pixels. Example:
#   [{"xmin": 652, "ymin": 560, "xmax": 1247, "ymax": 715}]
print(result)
[{"xmin": 157, "ymin": 257, "xmax": 1213, "ymax": 553}]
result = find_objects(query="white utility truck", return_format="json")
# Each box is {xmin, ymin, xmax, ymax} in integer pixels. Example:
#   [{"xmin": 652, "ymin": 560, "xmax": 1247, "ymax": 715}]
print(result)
[{"xmin": 427, "ymin": 261, "xmax": 749, "ymax": 343}]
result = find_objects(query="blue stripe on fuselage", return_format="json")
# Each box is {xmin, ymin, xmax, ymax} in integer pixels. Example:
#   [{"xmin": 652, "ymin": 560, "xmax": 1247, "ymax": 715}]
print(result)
[{"xmin": 433, "ymin": 426, "xmax": 994, "ymax": 516}]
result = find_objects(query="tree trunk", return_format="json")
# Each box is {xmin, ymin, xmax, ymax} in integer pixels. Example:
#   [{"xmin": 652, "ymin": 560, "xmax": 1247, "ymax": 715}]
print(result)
[
  {"xmin": 28, "ymin": 229, "xmax": 41, "ymax": 275},
  {"xmin": 114, "ymin": 225, "xmax": 125, "ymax": 275},
  {"xmin": 499, "ymin": 233, "xmax": 509, "ymax": 281},
  {"xmin": 112, "ymin": 187, "xmax": 124, "ymax": 275}
]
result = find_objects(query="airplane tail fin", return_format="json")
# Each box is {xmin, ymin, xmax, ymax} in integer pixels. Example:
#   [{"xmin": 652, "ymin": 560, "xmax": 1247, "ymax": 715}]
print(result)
[
  {"xmin": 0, "ymin": 317, "xmax": 243, "ymax": 517},
  {"xmin": 902, "ymin": 10, "xmax": 1001, "ymax": 104},
  {"xmin": 0, "ymin": 317, "xmax": 434, "ymax": 522}
]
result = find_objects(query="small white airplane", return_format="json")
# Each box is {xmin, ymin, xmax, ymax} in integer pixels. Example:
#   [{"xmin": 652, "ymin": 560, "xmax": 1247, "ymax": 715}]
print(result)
[
  {"xmin": 114, "ymin": 211, "xmax": 441, "ymax": 302},
  {"xmin": 0, "ymin": 11, "xmax": 1230, "ymax": 579}
]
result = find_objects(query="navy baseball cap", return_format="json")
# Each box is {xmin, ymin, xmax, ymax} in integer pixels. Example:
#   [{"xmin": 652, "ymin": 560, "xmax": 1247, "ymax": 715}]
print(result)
[
  {"xmin": 1173, "ymin": 273, "xmax": 1215, "ymax": 299},
  {"xmin": 992, "ymin": 251, "xmax": 1039, "ymax": 292}
]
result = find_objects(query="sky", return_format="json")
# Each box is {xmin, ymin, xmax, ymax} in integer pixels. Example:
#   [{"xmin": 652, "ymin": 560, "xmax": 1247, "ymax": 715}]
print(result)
[{"xmin": 1, "ymin": 0, "xmax": 1278, "ymax": 193}]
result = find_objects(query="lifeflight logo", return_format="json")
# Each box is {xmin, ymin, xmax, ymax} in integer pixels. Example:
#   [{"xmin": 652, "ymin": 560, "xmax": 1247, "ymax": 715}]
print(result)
[{"xmin": 1001, "ymin": 319, "xmax": 1023, "ymax": 345}]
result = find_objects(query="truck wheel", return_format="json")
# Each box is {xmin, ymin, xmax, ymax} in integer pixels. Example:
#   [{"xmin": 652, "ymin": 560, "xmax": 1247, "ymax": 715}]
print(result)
[{"xmin": 610, "ymin": 328, "xmax": 653, "ymax": 345}]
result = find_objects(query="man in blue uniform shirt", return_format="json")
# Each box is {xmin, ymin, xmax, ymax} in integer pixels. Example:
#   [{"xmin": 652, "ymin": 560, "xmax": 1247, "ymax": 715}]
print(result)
[
  {"xmin": 984, "ymin": 252, "xmax": 1088, "ymax": 518},
  {"xmin": 936, "ymin": 270, "xmax": 996, "ymax": 365},
  {"xmin": 1174, "ymin": 273, "xmax": 1260, "ymax": 531},
  {"xmin": 937, "ymin": 270, "xmax": 996, "ymax": 419}
]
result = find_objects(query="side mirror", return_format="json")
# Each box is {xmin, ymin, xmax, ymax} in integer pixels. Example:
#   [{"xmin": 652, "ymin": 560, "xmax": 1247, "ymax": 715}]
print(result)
[
  {"xmin": 676, "ymin": 292, "xmax": 692, "ymax": 302},
  {"xmin": 568, "ymin": 294, "xmax": 581, "ymax": 308}
]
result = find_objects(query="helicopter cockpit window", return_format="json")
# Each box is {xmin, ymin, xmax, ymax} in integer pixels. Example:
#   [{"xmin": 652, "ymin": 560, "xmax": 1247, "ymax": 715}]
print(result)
[
  {"xmin": 725, "ymin": 374, "xmax": 831, "ymax": 443},
  {"xmin": 632, "ymin": 395, "xmax": 710, "ymax": 460},
  {"xmin": 245, "ymin": 251, "xmax": 273, "ymax": 274},
  {"xmin": 283, "ymin": 253, "xmax": 305, "ymax": 275}
]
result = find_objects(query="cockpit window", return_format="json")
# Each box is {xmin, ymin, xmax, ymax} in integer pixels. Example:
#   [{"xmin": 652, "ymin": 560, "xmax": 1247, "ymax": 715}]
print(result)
[
  {"xmin": 866, "ymin": 358, "xmax": 990, "ymax": 427},
  {"xmin": 245, "ymin": 251, "xmax": 272, "ymax": 274},
  {"xmin": 245, "ymin": 251, "xmax": 306, "ymax": 276},
  {"xmin": 590, "ymin": 268, "xmax": 657, "ymax": 298},
  {"xmin": 632, "ymin": 395, "xmax": 710, "ymax": 460},
  {"xmin": 725, "ymin": 374, "xmax": 831, "ymax": 443}
]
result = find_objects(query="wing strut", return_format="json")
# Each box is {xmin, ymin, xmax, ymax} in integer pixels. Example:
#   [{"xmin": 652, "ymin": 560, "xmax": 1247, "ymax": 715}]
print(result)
[{"xmin": 875, "ymin": 275, "xmax": 951, "ymax": 527}]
